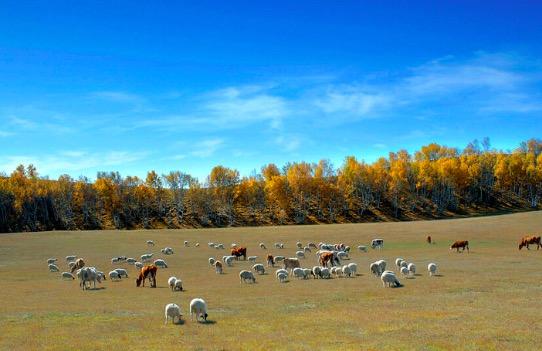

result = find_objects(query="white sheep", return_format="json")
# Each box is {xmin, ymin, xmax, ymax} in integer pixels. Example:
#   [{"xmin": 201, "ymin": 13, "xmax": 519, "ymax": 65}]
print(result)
[
  {"xmin": 292, "ymin": 267, "xmax": 307, "ymax": 279},
  {"xmin": 224, "ymin": 256, "xmax": 234, "ymax": 267},
  {"xmin": 274, "ymin": 242, "xmax": 284, "ymax": 249},
  {"xmin": 168, "ymin": 276, "xmax": 178, "ymax": 291},
  {"xmin": 154, "ymin": 259, "xmax": 168, "ymax": 268},
  {"xmin": 109, "ymin": 271, "xmax": 121, "ymax": 281},
  {"xmin": 161, "ymin": 247, "xmax": 174, "ymax": 255},
  {"xmin": 231, "ymin": 243, "xmax": 238, "ymax": 248},
  {"xmin": 189, "ymin": 298, "xmax": 208, "ymax": 322},
  {"xmin": 47, "ymin": 258, "xmax": 57, "ymax": 265},
  {"xmin": 275, "ymin": 268, "xmax": 288, "ymax": 278},
  {"xmin": 296, "ymin": 242, "xmax": 303, "ymax": 249},
  {"xmin": 174, "ymin": 278, "xmax": 183, "ymax": 291},
  {"xmin": 381, "ymin": 271, "xmax": 402, "ymax": 288},
  {"xmin": 303, "ymin": 246, "xmax": 311, "ymax": 253},
  {"xmin": 303, "ymin": 268, "xmax": 312, "ymax": 278},
  {"xmin": 65, "ymin": 255, "xmax": 77, "ymax": 262},
  {"xmin": 61, "ymin": 272, "xmax": 75, "ymax": 280},
  {"xmin": 252, "ymin": 264, "xmax": 265, "ymax": 275},
  {"xmin": 259, "ymin": 243, "xmax": 267, "ymax": 249},
  {"xmin": 273, "ymin": 256, "xmax": 285, "ymax": 264},
  {"xmin": 208, "ymin": 257, "xmax": 216, "ymax": 266},
  {"xmin": 164, "ymin": 303, "xmax": 182, "ymax": 324},
  {"xmin": 408, "ymin": 263, "xmax": 416, "ymax": 276},
  {"xmin": 337, "ymin": 251, "xmax": 348, "ymax": 260},
  {"xmin": 277, "ymin": 272, "xmax": 288, "ymax": 283},
  {"xmin": 207, "ymin": 242, "xmax": 215, "ymax": 248},
  {"xmin": 428, "ymin": 263, "xmax": 437, "ymax": 276},
  {"xmin": 184, "ymin": 240, "xmax": 189, "ymax": 247},
  {"xmin": 347, "ymin": 263, "xmax": 357, "ymax": 276},
  {"xmin": 140, "ymin": 253, "xmax": 153, "ymax": 262},
  {"xmin": 295, "ymin": 251, "xmax": 305, "ymax": 259},
  {"xmin": 68, "ymin": 262, "xmax": 76, "ymax": 270},
  {"xmin": 195, "ymin": 243, "xmax": 200, "ymax": 247},
  {"xmin": 239, "ymin": 270, "xmax": 256, "ymax": 283},
  {"xmin": 312, "ymin": 266, "xmax": 322, "ymax": 279},
  {"xmin": 135, "ymin": 262, "xmax": 143, "ymax": 269},
  {"xmin": 216, "ymin": 243, "xmax": 225, "ymax": 249},
  {"xmin": 248, "ymin": 256, "xmax": 258, "ymax": 263},
  {"xmin": 126, "ymin": 258, "xmax": 136, "ymax": 265},
  {"xmin": 400, "ymin": 261, "xmax": 408, "ymax": 268},
  {"xmin": 342, "ymin": 265, "xmax": 353, "ymax": 277},
  {"xmin": 400, "ymin": 266, "xmax": 410, "ymax": 277},
  {"xmin": 320, "ymin": 267, "xmax": 331, "ymax": 279},
  {"xmin": 48, "ymin": 264, "xmax": 59, "ymax": 272},
  {"xmin": 147, "ymin": 240, "xmax": 155, "ymax": 246},
  {"xmin": 395, "ymin": 258, "xmax": 404, "ymax": 268},
  {"xmin": 114, "ymin": 268, "xmax": 128, "ymax": 278},
  {"xmin": 370, "ymin": 262, "xmax": 381, "ymax": 276},
  {"xmin": 357, "ymin": 245, "xmax": 368, "ymax": 252}
]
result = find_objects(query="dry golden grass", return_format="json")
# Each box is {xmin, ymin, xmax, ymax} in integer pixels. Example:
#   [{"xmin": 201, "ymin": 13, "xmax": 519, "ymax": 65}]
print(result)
[{"xmin": 1, "ymin": 211, "xmax": 541, "ymax": 351}]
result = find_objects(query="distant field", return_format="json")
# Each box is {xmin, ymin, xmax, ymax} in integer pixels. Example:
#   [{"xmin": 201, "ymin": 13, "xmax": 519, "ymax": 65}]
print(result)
[{"xmin": 0, "ymin": 211, "xmax": 541, "ymax": 351}]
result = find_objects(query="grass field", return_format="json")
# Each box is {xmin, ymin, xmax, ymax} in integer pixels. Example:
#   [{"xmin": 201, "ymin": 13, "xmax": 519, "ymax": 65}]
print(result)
[{"xmin": 1, "ymin": 211, "xmax": 541, "ymax": 351}]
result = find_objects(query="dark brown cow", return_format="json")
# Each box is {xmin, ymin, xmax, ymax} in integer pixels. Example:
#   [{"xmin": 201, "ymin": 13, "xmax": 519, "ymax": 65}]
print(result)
[
  {"xmin": 136, "ymin": 264, "xmax": 157, "ymax": 287},
  {"xmin": 426, "ymin": 235, "xmax": 432, "ymax": 244},
  {"xmin": 319, "ymin": 252, "xmax": 334, "ymax": 267},
  {"xmin": 519, "ymin": 236, "xmax": 542, "ymax": 250},
  {"xmin": 231, "ymin": 247, "xmax": 247, "ymax": 260},
  {"xmin": 450, "ymin": 240, "xmax": 469, "ymax": 252},
  {"xmin": 266, "ymin": 254, "xmax": 274, "ymax": 267}
]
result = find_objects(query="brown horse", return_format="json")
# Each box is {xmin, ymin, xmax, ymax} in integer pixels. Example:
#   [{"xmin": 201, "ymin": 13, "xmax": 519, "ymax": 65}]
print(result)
[
  {"xmin": 136, "ymin": 265, "xmax": 157, "ymax": 287},
  {"xmin": 519, "ymin": 236, "xmax": 542, "ymax": 250}
]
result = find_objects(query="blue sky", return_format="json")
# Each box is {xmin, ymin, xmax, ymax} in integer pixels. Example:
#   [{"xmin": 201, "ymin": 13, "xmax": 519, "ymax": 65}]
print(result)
[{"xmin": 1, "ymin": 1, "xmax": 541, "ymax": 181}]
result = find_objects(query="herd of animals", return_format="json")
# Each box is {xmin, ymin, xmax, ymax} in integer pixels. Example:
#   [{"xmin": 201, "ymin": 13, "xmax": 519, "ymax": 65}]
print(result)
[{"xmin": 45, "ymin": 233, "xmax": 542, "ymax": 324}]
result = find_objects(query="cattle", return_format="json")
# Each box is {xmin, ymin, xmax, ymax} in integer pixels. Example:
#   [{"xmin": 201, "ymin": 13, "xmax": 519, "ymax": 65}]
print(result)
[
  {"xmin": 282, "ymin": 258, "xmax": 300, "ymax": 271},
  {"xmin": 266, "ymin": 254, "xmax": 274, "ymax": 267},
  {"xmin": 136, "ymin": 265, "xmax": 158, "ymax": 287},
  {"xmin": 231, "ymin": 247, "xmax": 247, "ymax": 260},
  {"xmin": 427, "ymin": 235, "xmax": 432, "ymax": 244},
  {"xmin": 371, "ymin": 239, "xmax": 384, "ymax": 249},
  {"xmin": 319, "ymin": 252, "xmax": 340, "ymax": 267},
  {"xmin": 518, "ymin": 236, "xmax": 541, "ymax": 250},
  {"xmin": 70, "ymin": 258, "xmax": 85, "ymax": 273},
  {"xmin": 450, "ymin": 240, "xmax": 469, "ymax": 252}
]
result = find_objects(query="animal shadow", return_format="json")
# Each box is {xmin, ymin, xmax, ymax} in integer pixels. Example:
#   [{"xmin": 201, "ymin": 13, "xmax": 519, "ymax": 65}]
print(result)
[
  {"xmin": 200, "ymin": 319, "xmax": 216, "ymax": 325},
  {"xmin": 432, "ymin": 274, "xmax": 444, "ymax": 277}
]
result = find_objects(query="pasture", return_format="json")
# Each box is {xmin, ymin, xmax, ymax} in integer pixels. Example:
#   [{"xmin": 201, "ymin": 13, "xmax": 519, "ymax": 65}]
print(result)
[{"xmin": 1, "ymin": 211, "xmax": 541, "ymax": 351}]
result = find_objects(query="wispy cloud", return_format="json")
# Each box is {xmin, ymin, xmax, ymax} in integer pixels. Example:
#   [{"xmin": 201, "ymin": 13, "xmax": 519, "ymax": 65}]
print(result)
[
  {"xmin": 190, "ymin": 138, "xmax": 224, "ymax": 158},
  {"xmin": 89, "ymin": 91, "xmax": 145, "ymax": 104}
]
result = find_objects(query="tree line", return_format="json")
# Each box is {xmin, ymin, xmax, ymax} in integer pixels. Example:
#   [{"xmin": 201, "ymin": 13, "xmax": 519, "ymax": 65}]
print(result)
[{"xmin": 0, "ymin": 138, "xmax": 540, "ymax": 233}]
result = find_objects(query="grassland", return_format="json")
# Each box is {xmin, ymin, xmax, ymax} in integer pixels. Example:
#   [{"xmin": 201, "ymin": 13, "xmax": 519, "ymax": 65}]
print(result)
[{"xmin": 0, "ymin": 211, "xmax": 541, "ymax": 351}]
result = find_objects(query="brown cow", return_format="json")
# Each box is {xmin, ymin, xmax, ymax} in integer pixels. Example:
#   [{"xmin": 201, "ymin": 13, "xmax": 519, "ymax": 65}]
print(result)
[
  {"xmin": 71, "ymin": 258, "xmax": 85, "ymax": 273},
  {"xmin": 266, "ymin": 254, "xmax": 274, "ymax": 267},
  {"xmin": 519, "ymin": 236, "xmax": 542, "ymax": 250},
  {"xmin": 319, "ymin": 252, "xmax": 334, "ymax": 267},
  {"xmin": 450, "ymin": 240, "xmax": 469, "ymax": 252},
  {"xmin": 231, "ymin": 247, "xmax": 247, "ymax": 260},
  {"xmin": 426, "ymin": 235, "xmax": 432, "ymax": 244},
  {"xmin": 136, "ymin": 264, "xmax": 157, "ymax": 287}
]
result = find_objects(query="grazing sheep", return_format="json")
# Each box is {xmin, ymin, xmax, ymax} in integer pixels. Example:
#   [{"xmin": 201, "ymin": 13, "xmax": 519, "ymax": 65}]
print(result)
[
  {"xmin": 216, "ymin": 243, "xmax": 225, "ymax": 249},
  {"xmin": 308, "ymin": 242, "xmax": 318, "ymax": 249},
  {"xmin": 114, "ymin": 268, "xmax": 128, "ymax": 278},
  {"xmin": 273, "ymin": 256, "xmax": 285, "ymax": 264},
  {"xmin": 303, "ymin": 268, "xmax": 312, "ymax": 278},
  {"xmin": 407, "ymin": 263, "xmax": 416, "ymax": 275},
  {"xmin": 428, "ymin": 263, "xmax": 438, "ymax": 276},
  {"xmin": 371, "ymin": 239, "xmax": 384, "ymax": 249},
  {"xmin": 184, "ymin": 240, "xmax": 189, "ymax": 247},
  {"xmin": 347, "ymin": 263, "xmax": 357, "ymax": 276},
  {"xmin": 252, "ymin": 264, "xmax": 265, "ymax": 275},
  {"xmin": 395, "ymin": 258, "xmax": 404, "ymax": 268},
  {"xmin": 154, "ymin": 259, "xmax": 168, "ymax": 268},
  {"xmin": 214, "ymin": 261, "xmax": 223, "ymax": 274},
  {"xmin": 195, "ymin": 243, "xmax": 200, "ymax": 247},
  {"xmin": 189, "ymin": 298, "xmax": 208, "ymax": 322},
  {"xmin": 274, "ymin": 242, "xmax": 284, "ymax": 249},
  {"xmin": 277, "ymin": 272, "xmax": 288, "ymax": 283},
  {"xmin": 49, "ymin": 264, "xmax": 59, "ymax": 272},
  {"xmin": 161, "ymin": 247, "xmax": 174, "ymax": 255},
  {"xmin": 320, "ymin": 267, "xmax": 331, "ymax": 279},
  {"xmin": 126, "ymin": 258, "xmax": 136, "ymax": 265},
  {"xmin": 140, "ymin": 253, "xmax": 153, "ymax": 262},
  {"xmin": 295, "ymin": 251, "xmax": 305, "ymax": 259},
  {"xmin": 208, "ymin": 258, "xmax": 216, "ymax": 266},
  {"xmin": 65, "ymin": 255, "xmax": 77, "ymax": 262},
  {"xmin": 311, "ymin": 266, "xmax": 322, "ymax": 279},
  {"xmin": 358, "ymin": 245, "xmax": 368, "ymax": 252},
  {"xmin": 292, "ymin": 267, "xmax": 307, "ymax": 279},
  {"xmin": 296, "ymin": 242, "xmax": 303, "ymax": 249},
  {"xmin": 400, "ymin": 266, "xmax": 410, "ymax": 277},
  {"xmin": 381, "ymin": 271, "xmax": 402, "ymax": 287},
  {"xmin": 337, "ymin": 251, "xmax": 348, "ymax": 260},
  {"xmin": 164, "ymin": 303, "xmax": 182, "ymax": 324},
  {"xmin": 68, "ymin": 262, "xmax": 76, "ymax": 270},
  {"xmin": 208, "ymin": 242, "xmax": 215, "ymax": 248},
  {"xmin": 61, "ymin": 272, "xmax": 75, "ymax": 280},
  {"xmin": 224, "ymin": 256, "xmax": 234, "ymax": 267},
  {"xmin": 239, "ymin": 270, "xmax": 256, "ymax": 283},
  {"xmin": 135, "ymin": 262, "xmax": 144, "ymax": 269},
  {"xmin": 47, "ymin": 258, "xmax": 57, "ymax": 265},
  {"xmin": 376, "ymin": 259, "xmax": 387, "ymax": 272},
  {"xmin": 370, "ymin": 262, "xmax": 381, "ymax": 276},
  {"xmin": 168, "ymin": 276, "xmax": 178, "ymax": 291},
  {"xmin": 344, "ymin": 246, "xmax": 351, "ymax": 253},
  {"xmin": 231, "ymin": 243, "xmax": 238, "ymax": 248},
  {"xmin": 147, "ymin": 240, "xmax": 155, "ymax": 246},
  {"xmin": 333, "ymin": 266, "xmax": 343, "ymax": 278},
  {"xmin": 174, "ymin": 278, "xmax": 183, "ymax": 291},
  {"xmin": 109, "ymin": 271, "xmax": 121, "ymax": 281},
  {"xmin": 400, "ymin": 261, "xmax": 408, "ymax": 269},
  {"xmin": 342, "ymin": 265, "xmax": 353, "ymax": 277},
  {"xmin": 303, "ymin": 246, "xmax": 311, "ymax": 253},
  {"xmin": 259, "ymin": 243, "xmax": 267, "ymax": 250},
  {"xmin": 248, "ymin": 256, "xmax": 258, "ymax": 263}
]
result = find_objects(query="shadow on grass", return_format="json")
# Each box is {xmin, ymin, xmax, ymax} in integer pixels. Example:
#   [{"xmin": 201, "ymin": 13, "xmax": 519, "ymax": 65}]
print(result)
[
  {"xmin": 86, "ymin": 287, "xmax": 106, "ymax": 291},
  {"xmin": 199, "ymin": 319, "xmax": 217, "ymax": 325},
  {"xmin": 432, "ymin": 274, "xmax": 444, "ymax": 277}
]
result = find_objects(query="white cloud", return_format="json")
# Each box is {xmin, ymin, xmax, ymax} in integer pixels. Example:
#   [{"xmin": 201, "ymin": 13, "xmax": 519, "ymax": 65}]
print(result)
[
  {"xmin": 313, "ymin": 88, "xmax": 390, "ymax": 117},
  {"xmin": 89, "ymin": 91, "xmax": 145, "ymax": 104},
  {"xmin": 275, "ymin": 135, "xmax": 302, "ymax": 152},
  {"xmin": 190, "ymin": 138, "xmax": 224, "ymax": 158}
]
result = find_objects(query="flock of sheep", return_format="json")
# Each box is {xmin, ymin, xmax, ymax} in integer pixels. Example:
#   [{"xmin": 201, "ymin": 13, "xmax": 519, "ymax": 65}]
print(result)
[{"xmin": 45, "ymin": 236, "xmax": 441, "ymax": 325}]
